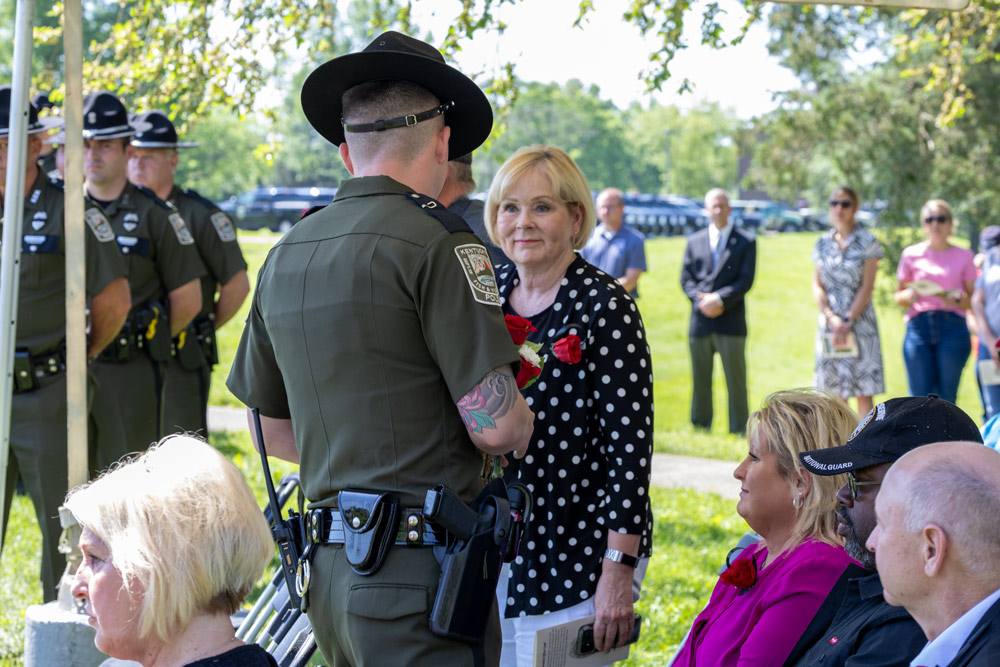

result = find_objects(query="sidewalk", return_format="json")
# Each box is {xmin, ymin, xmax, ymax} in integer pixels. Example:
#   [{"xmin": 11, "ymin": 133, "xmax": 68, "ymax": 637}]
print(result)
[{"xmin": 208, "ymin": 406, "xmax": 739, "ymax": 498}]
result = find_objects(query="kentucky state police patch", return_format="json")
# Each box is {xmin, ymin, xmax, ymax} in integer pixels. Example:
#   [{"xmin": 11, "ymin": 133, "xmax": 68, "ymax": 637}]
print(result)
[
  {"xmin": 454, "ymin": 244, "xmax": 500, "ymax": 306},
  {"xmin": 210, "ymin": 211, "xmax": 237, "ymax": 242},
  {"xmin": 168, "ymin": 212, "xmax": 195, "ymax": 245},
  {"xmin": 85, "ymin": 207, "xmax": 115, "ymax": 243}
]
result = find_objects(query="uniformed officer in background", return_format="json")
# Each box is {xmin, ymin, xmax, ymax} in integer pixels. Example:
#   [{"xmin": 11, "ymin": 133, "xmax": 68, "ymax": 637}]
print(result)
[
  {"xmin": 227, "ymin": 31, "xmax": 534, "ymax": 666},
  {"xmin": 128, "ymin": 110, "xmax": 249, "ymax": 436},
  {"xmin": 0, "ymin": 86, "xmax": 130, "ymax": 600},
  {"xmin": 82, "ymin": 91, "xmax": 205, "ymax": 472}
]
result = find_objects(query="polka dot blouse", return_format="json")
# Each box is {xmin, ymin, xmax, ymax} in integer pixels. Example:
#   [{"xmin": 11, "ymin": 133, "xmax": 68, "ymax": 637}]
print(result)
[{"xmin": 498, "ymin": 255, "xmax": 654, "ymax": 618}]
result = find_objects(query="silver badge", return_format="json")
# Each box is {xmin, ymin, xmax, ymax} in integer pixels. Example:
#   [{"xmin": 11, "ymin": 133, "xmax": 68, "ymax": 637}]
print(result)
[{"xmin": 123, "ymin": 222, "xmax": 138, "ymax": 232}]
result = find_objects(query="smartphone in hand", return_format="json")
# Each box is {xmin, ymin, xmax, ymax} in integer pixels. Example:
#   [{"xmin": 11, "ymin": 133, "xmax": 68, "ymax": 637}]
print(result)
[{"xmin": 573, "ymin": 614, "xmax": 642, "ymax": 656}]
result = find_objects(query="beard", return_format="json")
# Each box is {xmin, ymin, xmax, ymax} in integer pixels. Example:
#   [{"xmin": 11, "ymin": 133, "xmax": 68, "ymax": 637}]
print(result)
[{"xmin": 839, "ymin": 506, "xmax": 876, "ymax": 571}]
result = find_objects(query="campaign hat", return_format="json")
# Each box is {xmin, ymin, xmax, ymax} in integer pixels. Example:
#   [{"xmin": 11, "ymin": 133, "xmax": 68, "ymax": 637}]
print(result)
[
  {"xmin": 82, "ymin": 91, "xmax": 151, "ymax": 140},
  {"xmin": 130, "ymin": 110, "xmax": 198, "ymax": 149},
  {"xmin": 300, "ymin": 31, "xmax": 492, "ymax": 159},
  {"xmin": 0, "ymin": 86, "xmax": 63, "ymax": 137},
  {"xmin": 800, "ymin": 395, "xmax": 982, "ymax": 475}
]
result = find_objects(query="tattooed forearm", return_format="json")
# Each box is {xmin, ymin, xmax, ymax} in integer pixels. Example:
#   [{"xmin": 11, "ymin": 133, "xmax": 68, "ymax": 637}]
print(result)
[{"xmin": 457, "ymin": 366, "xmax": 518, "ymax": 433}]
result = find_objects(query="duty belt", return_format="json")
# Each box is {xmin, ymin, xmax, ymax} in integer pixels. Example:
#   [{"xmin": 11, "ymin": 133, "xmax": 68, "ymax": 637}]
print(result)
[
  {"xmin": 306, "ymin": 507, "xmax": 442, "ymax": 547},
  {"xmin": 13, "ymin": 346, "xmax": 65, "ymax": 393}
]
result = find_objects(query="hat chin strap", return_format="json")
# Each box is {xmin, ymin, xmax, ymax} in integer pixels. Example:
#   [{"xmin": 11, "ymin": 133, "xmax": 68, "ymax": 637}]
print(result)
[{"xmin": 342, "ymin": 101, "xmax": 454, "ymax": 134}]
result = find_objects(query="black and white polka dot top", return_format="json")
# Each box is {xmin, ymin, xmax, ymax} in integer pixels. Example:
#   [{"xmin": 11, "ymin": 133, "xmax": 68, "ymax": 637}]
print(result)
[{"xmin": 498, "ymin": 255, "xmax": 654, "ymax": 618}]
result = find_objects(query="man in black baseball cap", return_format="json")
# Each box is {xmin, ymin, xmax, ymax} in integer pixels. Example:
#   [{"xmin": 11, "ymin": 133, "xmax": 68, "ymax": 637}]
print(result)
[
  {"xmin": 785, "ymin": 395, "xmax": 983, "ymax": 666},
  {"xmin": 128, "ymin": 110, "xmax": 249, "ymax": 438},
  {"xmin": 227, "ymin": 31, "xmax": 533, "ymax": 667}
]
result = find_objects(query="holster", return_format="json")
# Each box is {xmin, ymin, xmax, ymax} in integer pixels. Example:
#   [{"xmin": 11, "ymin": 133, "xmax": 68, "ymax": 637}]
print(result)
[
  {"xmin": 338, "ymin": 489, "xmax": 399, "ymax": 576},
  {"xmin": 193, "ymin": 315, "xmax": 218, "ymax": 366},
  {"xmin": 426, "ymin": 477, "xmax": 511, "ymax": 643},
  {"xmin": 140, "ymin": 302, "xmax": 171, "ymax": 363},
  {"xmin": 173, "ymin": 323, "xmax": 206, "ymax": 371}
]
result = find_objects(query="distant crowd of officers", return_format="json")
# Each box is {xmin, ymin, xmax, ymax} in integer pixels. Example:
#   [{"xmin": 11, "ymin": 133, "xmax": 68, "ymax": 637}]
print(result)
[{"xmin": 0, "ymin": 87, "xmax": 249, "ymax": 600}]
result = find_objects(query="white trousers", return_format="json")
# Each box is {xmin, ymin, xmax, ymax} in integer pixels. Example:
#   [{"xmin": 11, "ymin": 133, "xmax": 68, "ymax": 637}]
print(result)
[{"xmin": 496, "ymin": 558, "xmax": 650, "ymax": 667}]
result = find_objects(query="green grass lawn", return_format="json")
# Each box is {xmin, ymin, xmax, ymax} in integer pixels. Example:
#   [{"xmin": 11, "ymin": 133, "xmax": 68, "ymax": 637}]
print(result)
[{"xmin": 1, "ymin": 228, "xmax": 985, "ymax": 665}]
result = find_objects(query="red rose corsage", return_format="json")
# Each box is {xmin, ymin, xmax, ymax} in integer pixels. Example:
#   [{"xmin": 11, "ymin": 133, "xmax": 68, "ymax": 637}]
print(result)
[
  {"xmin": 552, "ymin": 334, "xmax": 582, "ymax": 364},
  {"xmin": 505, "ymin": 314, "xmax": 544, "ymax": 389},
  {"xmin": 720, "ymin": 546, "xmax": 758, "ymax": 592}
]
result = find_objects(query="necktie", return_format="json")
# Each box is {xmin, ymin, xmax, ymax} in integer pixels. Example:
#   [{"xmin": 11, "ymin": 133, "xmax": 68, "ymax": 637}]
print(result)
[{"xmin": 713, "ymin": 236, "xmax": 726, "ymax": 268}]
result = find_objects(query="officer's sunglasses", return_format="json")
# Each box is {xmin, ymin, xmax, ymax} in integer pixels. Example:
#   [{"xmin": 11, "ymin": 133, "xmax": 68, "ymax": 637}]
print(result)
[{"xmin": 847, "ymin": 471, "xmax": 882, "ymax": 500}]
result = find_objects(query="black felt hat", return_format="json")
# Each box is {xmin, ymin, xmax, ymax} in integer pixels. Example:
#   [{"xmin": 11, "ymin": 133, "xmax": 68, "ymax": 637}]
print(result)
[
  {"xmin": 799, "ymin": 395, "xmax": 983, "ymax": 475},
  {"xmin": 130, "ymin": 110, "xmax": 198, "ymax": 149},
  {"xmin": 300, "ymin": 31, "xmax": 492, "ymax": 159},
  {"xmin": 82, "ymin": 92, "xmax": 150, "ymax": 140},
  {"xmin": 0, "ymin": 86, "xmax": 63, "ymax": 137}
]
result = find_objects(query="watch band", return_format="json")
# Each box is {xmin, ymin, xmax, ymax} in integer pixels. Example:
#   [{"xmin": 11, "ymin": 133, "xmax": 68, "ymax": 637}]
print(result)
[{"xmin": 603, "ymin": 548, "xmax": 638, "ymax": 568}]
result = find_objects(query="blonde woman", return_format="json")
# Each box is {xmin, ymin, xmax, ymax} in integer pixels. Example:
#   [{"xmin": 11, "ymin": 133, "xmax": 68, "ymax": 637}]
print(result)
[
  {"xmin": 673, "ymin": 390, "xmax": 857, "ymax": 667},
  {"xmin": 895, "ymin": 199, "xmax": 976, "ymax": 403},
  {"xmin": 67, "ymin": 436, "xmax": 276, "ymax": 667}
]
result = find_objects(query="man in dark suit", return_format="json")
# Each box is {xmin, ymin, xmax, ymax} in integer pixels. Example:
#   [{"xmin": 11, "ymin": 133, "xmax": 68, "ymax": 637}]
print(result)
[
  {"xmin": 680, "ymin": 188, "xmax": 756, "ymax": 435},
  {"xmin": 866, "ymin": 441, "xmax": 1000, "ymax": 667}
]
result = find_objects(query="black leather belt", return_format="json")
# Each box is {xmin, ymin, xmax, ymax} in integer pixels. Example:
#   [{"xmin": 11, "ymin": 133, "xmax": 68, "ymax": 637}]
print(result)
[{"xmin": 306, "ymin": 507, "xmax": 442, "ymax": 547}]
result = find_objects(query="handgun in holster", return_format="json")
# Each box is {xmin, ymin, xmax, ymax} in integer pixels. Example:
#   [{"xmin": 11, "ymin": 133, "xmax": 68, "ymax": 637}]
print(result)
[
  {"xmin": 138, "ymin": 301, "xmax": 172, "ymax": 363},
  {"xmin": 423, "ymin": 477, "xmax": 532, "ymax": 642},
  {"xmin": 172, "ymin": 322, "xmax": 206, "ymax": 371},
  {"xmin": 193, "ymin": 315, "xmax": 219, "ymax": 366}
]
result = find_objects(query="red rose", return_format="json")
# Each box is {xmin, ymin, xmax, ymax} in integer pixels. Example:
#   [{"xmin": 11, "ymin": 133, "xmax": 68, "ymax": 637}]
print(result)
[
  {"xmin": 505, "ymin": 314, "xmax": 536, "ymax": 346},
  {"xmin": 515, "ymin": 358, "xmax": 542, "ymax": 389},
  {"xmin": 720, "ymin": 551, "xmax": 757, "ymax": 590},
  {"xmin": 552, "ymin": 335, "xmax": 582, "ymax": 364}
]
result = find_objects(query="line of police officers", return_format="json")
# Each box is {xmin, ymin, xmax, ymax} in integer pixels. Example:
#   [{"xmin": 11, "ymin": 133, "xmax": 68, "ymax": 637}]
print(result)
[{"xmin": 1, "ymin": 87, "xmax": 248, "ymax": 601}]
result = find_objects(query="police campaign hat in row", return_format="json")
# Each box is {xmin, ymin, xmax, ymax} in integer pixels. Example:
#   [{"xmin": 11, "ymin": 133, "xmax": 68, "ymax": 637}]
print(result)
[
  {"xmin": 799, "ymin": 395, "xmax": 983, "ymax": 475},
  {"xmin": 0, "ymin": 85, "xmax": 63, "ymax": 138},
  {"xmin": 300, "ymin": 31, "xmax": 493, "ymax": 159},
  {"xmin": 82, "ymin": 91, "xmax": 151, "ymax": 140},
  {"xmin": 130, "ymin": 110, "xmax": 198, "ymax": 149}
]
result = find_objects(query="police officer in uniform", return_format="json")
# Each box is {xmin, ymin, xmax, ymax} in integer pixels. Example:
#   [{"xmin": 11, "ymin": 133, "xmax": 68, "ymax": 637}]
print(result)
[
  {"xmin": 128, "ymin": 111, "xmax": 249, "ymax": 436},
  {"xmin": 82, "ymin": 91, "xmax": 205, "ymax": 471},
  {"xmin": 0, "ymin": 86, "xmax": 130, "ymax": 600},
  {"xmin": 227, "ymin": 32, "xmax": 534, "ymax": 667}
]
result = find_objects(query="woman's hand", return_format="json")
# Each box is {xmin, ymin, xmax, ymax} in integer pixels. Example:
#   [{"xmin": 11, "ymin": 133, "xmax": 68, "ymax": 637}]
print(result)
[
  {"xmin": 592, "ymin": 560, "xmax": 636, "ymax": 653},
  {"xmin": 826, "ymin": 314, "xmax": 851, "ymax": 346},
  {"xmin": 895, "ymin": 286, "xmax": 917, "ymax": 308}
]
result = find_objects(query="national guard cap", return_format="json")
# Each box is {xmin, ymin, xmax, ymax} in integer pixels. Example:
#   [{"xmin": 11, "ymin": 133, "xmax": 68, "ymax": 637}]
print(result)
[
  {"xmin": 799, "ymin": 395, "xmax": 982, "ymax": 475},
  {"xmin": 300, "ymin": 31, "xmax": 493, "ymax": 159},
  {"xmin": 131, "ymin": 110, "xmax": 198, "ymax": 149},
  {"xmin": 82, "ymin": 91, "xmax": 151, "ymax": 140},
  {"xmin": 0, "ymin": 85, "xmax": 64, "ymax": 138}
]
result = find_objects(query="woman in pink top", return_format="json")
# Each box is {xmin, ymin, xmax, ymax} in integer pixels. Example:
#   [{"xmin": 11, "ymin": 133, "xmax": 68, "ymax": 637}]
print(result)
[
  {"xmin": 895, "ymin": 199, "xmax": 976, "ymax": 403},
  {"xmin": 674, "ymin": 390, "xmax": 858, "ymax": 666}
]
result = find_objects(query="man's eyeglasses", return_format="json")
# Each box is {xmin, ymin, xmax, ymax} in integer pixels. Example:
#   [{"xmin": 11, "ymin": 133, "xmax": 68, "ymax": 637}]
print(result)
[
  {"xmin": 829, "ymin": 200, "xmax": 853, "ymax": 209},
  {"xmin": 847, "ymin": 471, "xmax": 882, "ymax": 500},
  {"xmin": 923, "ymin": 215, "xmax": 950, "ymax": 224}
]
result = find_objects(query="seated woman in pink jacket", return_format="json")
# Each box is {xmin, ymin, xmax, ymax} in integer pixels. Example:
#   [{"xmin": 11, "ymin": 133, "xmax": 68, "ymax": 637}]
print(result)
[{"xmin": 674, "ymin": 389, "xmax": 859, "ymax": 666}]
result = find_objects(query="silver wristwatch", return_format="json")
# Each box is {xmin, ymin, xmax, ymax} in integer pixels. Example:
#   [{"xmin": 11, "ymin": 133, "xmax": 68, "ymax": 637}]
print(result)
[{"xmin": 603, "ymin": 548, "xmax": 638, "ymax": 568}]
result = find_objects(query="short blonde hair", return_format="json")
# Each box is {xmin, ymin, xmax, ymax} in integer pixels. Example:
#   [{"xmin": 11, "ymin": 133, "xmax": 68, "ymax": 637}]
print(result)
[
  {"xmin": 65, "ymin": 436, "xmax": 273, "ymax": 644},
  {"xmin": 747, "ymin": 389, "xmax": 858, "ymax": 548},
  {"xmin": 921, "ymin": 199, "xmax": 956, "ymax": 227},
  {"xmin": 484, "ymin": 145, "xmax": 597, "ymax": 250}
]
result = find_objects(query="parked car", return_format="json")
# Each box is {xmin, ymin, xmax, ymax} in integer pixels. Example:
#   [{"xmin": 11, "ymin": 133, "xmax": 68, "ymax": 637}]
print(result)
[
  {"xmin": 621, "ymin": 193, "xmax": 706, "ymax": 237},
  {"xmin": 728, "ymin": 201, "xmax": 765, "ymax": 232},
  {"xmin": 731, "ymin": 199, "xmax": 804, "ymax": 232},
  {"xmin": 220, "ymin": 186, "xmax": 337, "ymax": 232}
]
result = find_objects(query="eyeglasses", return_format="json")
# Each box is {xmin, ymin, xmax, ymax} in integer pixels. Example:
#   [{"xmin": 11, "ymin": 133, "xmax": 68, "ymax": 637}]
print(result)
[
  {"xmin": 829, "ymin": 200, "xmax": 853, "ymax": 209},
  {"xmin": 847, "ymin": 471, "xmax": 882, "ymax": 500},
  {"xmin": 923, "ymin": 215, "xmax": 950, "ymax": 224}
]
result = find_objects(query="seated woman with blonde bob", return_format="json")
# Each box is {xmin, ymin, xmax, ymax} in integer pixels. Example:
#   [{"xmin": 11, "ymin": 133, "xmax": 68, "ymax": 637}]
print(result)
[
  {"xmin": 66, "ymin": 436, "xmax": 276, "ymax": 667},
  {"xmin": 673, "ymin": 389, "xmax": 858, "ymax": 666}
]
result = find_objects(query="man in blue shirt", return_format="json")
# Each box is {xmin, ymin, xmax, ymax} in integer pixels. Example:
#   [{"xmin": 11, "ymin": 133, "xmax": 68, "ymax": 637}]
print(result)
[{"xmin": 580, "ymin": 187, "xmax": 646, "ymax": 298}]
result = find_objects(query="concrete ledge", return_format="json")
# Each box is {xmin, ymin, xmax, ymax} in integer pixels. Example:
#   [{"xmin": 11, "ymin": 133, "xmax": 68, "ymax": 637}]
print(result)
[{"xmin": 24, "ymin": 602, "xmax": 107, "ymax": 667}]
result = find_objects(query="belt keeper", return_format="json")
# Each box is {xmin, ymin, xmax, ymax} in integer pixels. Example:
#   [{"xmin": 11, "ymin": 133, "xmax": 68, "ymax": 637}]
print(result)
[{"xmin": 404, "ymin": 509, "xmax": 423, "ymax": 546}]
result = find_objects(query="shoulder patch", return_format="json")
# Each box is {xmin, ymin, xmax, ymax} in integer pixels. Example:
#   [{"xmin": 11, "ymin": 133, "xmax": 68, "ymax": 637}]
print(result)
[
  {"xmin": 85, "ymin": 207, "xmax": 116, "ymax": 243},
  {"xmin": 180, "ymin": 187, "xmax": 219, "ymax": 211},
  {"xmin": 133, "ymin": 184, "xmax": 172, "ymax": 210},
  {"xmin": 454, "ymin": 244, "xmax": 500, "ymax": 306},
  {"xmin": 210, "ymin": 211, "xmax": 238, "ymax": 242},
  {"xmin": 168, "ymin": 212, "xmax": 195, "ymax": 245},
  {"xmin": 404, "ymin": 192, "xmax": 473, "ymax": 233}
]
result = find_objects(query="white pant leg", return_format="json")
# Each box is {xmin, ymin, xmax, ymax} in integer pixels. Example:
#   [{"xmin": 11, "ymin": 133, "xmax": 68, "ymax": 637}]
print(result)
[{"xmin": 498, "ymin": 558, "xmax": 649, "ymax": 667}]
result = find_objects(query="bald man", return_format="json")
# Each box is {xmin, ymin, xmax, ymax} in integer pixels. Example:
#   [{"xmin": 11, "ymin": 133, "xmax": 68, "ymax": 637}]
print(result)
[{"xmin": 866, "ymin": 442, "xmax": 1000, "ymax": 667}]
